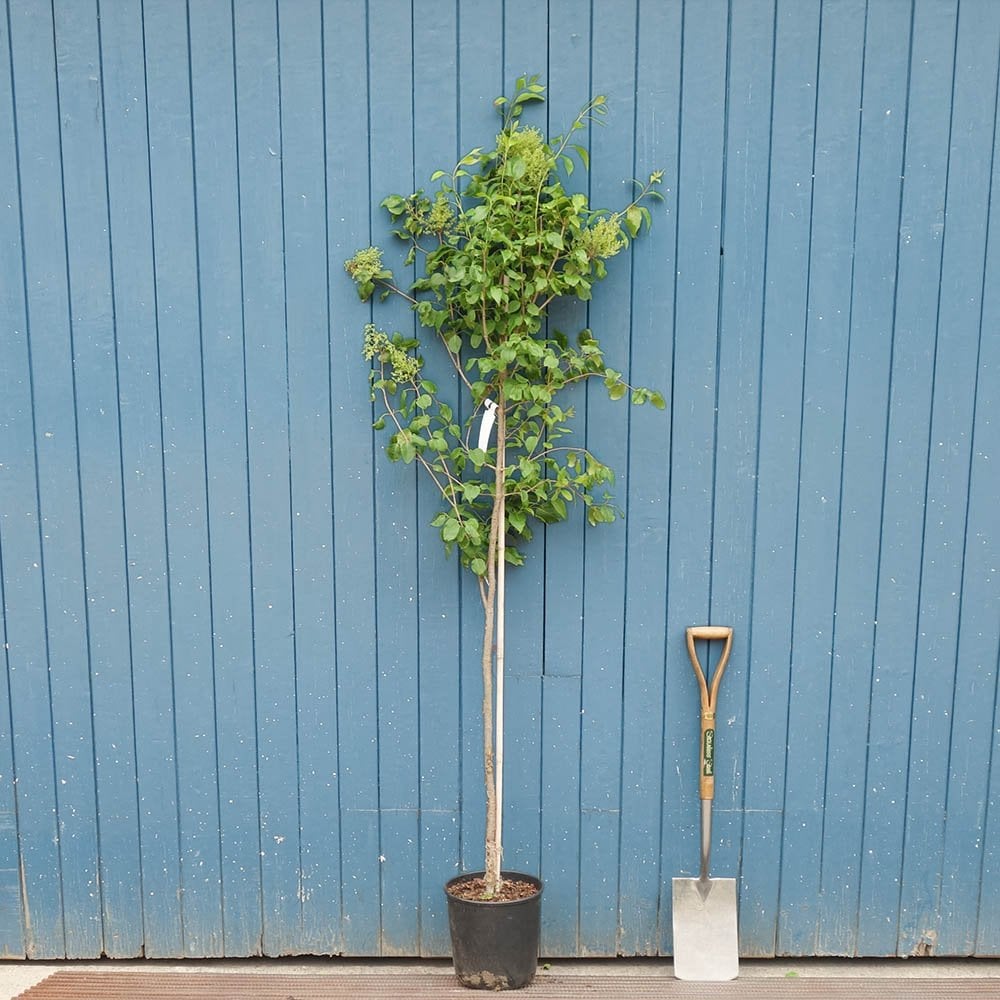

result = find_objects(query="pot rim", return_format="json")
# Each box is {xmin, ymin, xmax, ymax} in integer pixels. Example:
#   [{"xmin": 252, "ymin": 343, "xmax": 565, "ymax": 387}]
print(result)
[{"xmin": 445, "ymin": 871, "xmax": 543, "ymax": 903}]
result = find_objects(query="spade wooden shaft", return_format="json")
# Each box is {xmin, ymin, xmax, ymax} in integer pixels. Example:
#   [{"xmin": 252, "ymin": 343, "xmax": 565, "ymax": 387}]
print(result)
[{"xmin": 685, "ymin": 626, "xmax": 733, "ymax": 882}]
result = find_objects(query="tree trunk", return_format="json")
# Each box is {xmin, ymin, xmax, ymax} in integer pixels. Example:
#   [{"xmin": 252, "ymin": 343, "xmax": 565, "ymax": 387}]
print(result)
[
  {"xmin": 482, "ymin": 388, "xmax": 506, "ymax": 897},
  {"xmin": 481, "ymin": 511, "xmax": 499, "ymax": 896}
]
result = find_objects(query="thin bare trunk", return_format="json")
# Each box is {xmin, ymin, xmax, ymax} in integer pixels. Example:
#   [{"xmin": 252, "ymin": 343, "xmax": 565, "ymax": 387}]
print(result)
[
  {"xmin": 493, "ymin": 394, "xmax": 507, "ymax": 892},
  {"xmin": 481, "ymin": 563, "xmax": 499, "ymax": 894},
  {"xmin": 481, "ymin": 456, "xmax": 500, "ymax": 897},
  {"xmin": 481, "ymin": 385, "xmax": 506, "ymax": 898}
]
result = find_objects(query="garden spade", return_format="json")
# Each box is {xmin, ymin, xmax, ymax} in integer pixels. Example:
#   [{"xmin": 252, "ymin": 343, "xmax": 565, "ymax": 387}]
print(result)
[{"xmin": 672, "ymin": 625, "xmax": 738, "ymax": 981}]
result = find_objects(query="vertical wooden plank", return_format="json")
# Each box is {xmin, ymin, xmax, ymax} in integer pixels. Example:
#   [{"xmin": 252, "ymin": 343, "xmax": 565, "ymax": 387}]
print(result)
[
  {"xmin": 710, "ymin": 0, "xmax": 773, "ymax": 954},
  {"xmin": 143, "ymin": 0, "xmax": 224, "ymax": 956},
  {"xmin": 538, "ymin": 0, "xmax": 590, "ymax": 958},
  {"xmin": 232, "ymin": 0, "xmax": 299, "ymax": 955},
  {"xmin": 497, "ymin": 0, "xmax": 545, "ymax": 893},
  {"xmin": 658, "ymin": 0, "xmax": 728, "ymax": 956},
  {"xmin": 54, "ymin": 0, "xmax": 144, "ymax": 958},
  {"xmin": 539, "ymin": 673, "xmax": 580, "ymax": 956},
  {"xmin": 411, "ymin": 0, "xmax": 461, "ymax": 957},
  {"xmin": 0, "ymin": 10, "xmax": 27, "ymax": 958},
  {"xmin": 818, "ymin": 0, "xmax": 910, "ymax": 957},
  {"xmin": 324, "ymin": 0, "xmax": 379, "ymax": 955},
  {"xmin": 142, "ymin": 0, "xmax": 224, "ymax": 956},
  {"xmin": 0, "ymin": 557, "xmax": 23, "ymax": 957},
  {"xmin": 740, "ymin": 0, "xmax": 818, "ymax": 957},
  {"xmin": 0, "ymin": 5, "xmax": 30, "ymax": 954},
  {"xmin": 454, "ymin": 0, "xmax": 503, "ymax": 885},
  {"xmin": 188, "ymin": 0, "xmax": 263, "ymax": 957},
  {"xmin": 978, "ymin": 656, "xmax": 1000, "ymax": 955},
  {"xmin": 898, "ymin": 0, "xmax": 999, "ymax": 957},
  {"xmin": 576, "ymin": 0, "xmax": 642, "ymax": 957},
  {"xmin": 968, "ymin": 60, "xmax": 1000, "ymax": 959},
  {"xmin": 938, "ymin": 52, "xmax": 1000, "ymax": 945},
  {"xmin": 777, "ymin": 0, "xmax": 865, "ymax": 956},
  {"xmin": 7, "ymin": 0, "xmax": 102, "ymax": 958},
  {"xmin": 100, "ymin": 0, "xmax": 181, "ymax": 959},
  {"xmin": 858, "ymin": 0, "xmax": 957, "ymax": 957},
  {"xmin": 0, "ymin": 322, "xmax": 61, "ymax": 959},
  {"xmin": 365, "ymin": 0, "xmax": 420, "ymax": 958},
  {"xmin": 541, "ymin": 10, "xmax": 589, "ymax": 660},
  {"xmin": 618, "ymin": 0, "xmax": 680, "ymax": 957},
  {"xmin": 277, "ymin": 0, "xmax": 342, "ymax": 956}
]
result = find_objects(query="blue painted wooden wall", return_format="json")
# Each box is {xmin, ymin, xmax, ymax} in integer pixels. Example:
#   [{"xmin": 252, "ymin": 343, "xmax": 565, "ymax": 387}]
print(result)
[{"xmin": 1, "ymin": 0, "xmax": 998, "ymax": 960}]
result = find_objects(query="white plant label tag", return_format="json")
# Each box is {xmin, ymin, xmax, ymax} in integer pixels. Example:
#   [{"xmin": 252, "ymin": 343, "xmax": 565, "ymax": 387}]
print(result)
[{"xmin": 478, "ymin": 398, "xmax": 498, "ymax": 452}]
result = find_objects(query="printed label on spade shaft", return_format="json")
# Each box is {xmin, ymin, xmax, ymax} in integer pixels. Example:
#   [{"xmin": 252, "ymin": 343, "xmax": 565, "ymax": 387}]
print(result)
[{"xmin": 703, "ymin": 728, "xmax": 715, "ymax": 776}]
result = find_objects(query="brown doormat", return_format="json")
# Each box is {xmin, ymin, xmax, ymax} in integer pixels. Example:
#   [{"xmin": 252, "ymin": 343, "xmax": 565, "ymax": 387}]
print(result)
[{"xmin": 13, "ymin": 972, "xmax": 1000, "ymax": 999}]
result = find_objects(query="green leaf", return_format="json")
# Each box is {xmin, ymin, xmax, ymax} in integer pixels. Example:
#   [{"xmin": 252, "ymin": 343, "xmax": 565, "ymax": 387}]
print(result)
[
  {"xmin": 442, "ymin": 518, "xmax": 461, "ymax": 542},
  {"xmin": 471, "ymin": 557, "xmax": 487, "ymax": 576},
  {"xmin": 504, "ymin": 547, "xmax": 525, "ymax": 566},
  {"xmin": 626, "ymin": 205, "xmax": 642, "ymax": 239},
  {"xmin": 381, "ymin": 194, "xmax": 406, "ymax": 216}
]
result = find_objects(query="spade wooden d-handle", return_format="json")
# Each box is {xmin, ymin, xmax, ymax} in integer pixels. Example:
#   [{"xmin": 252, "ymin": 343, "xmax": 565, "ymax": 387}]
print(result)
[{"xmin": 685, "ymin": 626, "xmax": 733, "ymax": 802}]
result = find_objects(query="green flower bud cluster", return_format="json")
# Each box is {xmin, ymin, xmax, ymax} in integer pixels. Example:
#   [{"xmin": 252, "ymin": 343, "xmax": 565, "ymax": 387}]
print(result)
[
  {"xmin": 577, "ymin": 216, "xmax": 626, "ymax": 260},
  {"xmin": 363, "ymin": 324, "xmax": 421, "ymax": 383},
  {"xmin": 345, "ymin": 246, "xmax": 385, "ymax": 284},
  {"xmin": 496, "ymin": 124, "xmax": 552, "ymax": 186},
  {"xmin": 427, "ymin": 192, "xmax": 455, "ymax": 234},
  {"xmin": 345, "ymin": 246, "xmax": 395, "ymax": 301}
]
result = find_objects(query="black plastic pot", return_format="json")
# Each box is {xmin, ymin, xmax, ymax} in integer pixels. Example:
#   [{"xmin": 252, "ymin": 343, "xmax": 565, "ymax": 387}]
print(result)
[{"xmin": 445, "ymin": 872, "xmax": 543, "ymax": 990}]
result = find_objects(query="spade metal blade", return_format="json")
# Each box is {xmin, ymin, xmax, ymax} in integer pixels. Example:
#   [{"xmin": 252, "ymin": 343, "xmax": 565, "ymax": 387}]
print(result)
[{"xmin": 671, "ymin": 876, "xmax": 739, "ymax": 981}]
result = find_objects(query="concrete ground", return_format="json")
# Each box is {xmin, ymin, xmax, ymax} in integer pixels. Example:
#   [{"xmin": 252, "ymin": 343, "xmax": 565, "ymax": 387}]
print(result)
[{"xmin": 1, "ymin": 957, "xmax": 998, "ymax": 1000}]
